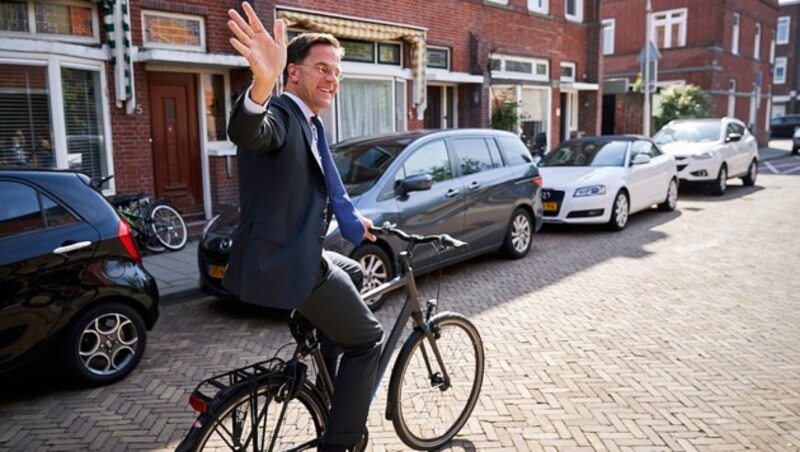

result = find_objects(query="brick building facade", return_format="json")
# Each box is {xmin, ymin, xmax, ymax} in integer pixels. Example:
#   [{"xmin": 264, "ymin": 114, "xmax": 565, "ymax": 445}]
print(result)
[
  {"xmin": 601, "ymin": 0, "xmax": 778, "ymax": 145},
  {"xmin": 1, "ymin": 0, "xmax": 601, "ymax": 220},
  {"xmin": 772, "ymin": 0, "xmax": 800, "ymax": 118}
]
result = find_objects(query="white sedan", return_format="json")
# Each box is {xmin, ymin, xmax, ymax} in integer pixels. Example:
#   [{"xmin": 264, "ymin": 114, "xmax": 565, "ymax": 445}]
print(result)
[
  {"xmin": 537, "ymin": 136, "xmax": 678, "ymax": 231},
  {"xmin": 653, "ymin": 118, "xmax": 759, "ymax": 195}
]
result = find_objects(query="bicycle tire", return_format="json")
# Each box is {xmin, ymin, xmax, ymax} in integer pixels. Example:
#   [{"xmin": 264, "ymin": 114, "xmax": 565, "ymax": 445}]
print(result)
[
  {"xmin": 178, "ymin": 377, "xmax": 327, "ymax": 452},
  {"xmin": 148, "ymin": 203, "xmax": 188, "ymax": 251},
  {"xmin": 388, "ymin": 312, "xmax": 485, "ymax": 450}
]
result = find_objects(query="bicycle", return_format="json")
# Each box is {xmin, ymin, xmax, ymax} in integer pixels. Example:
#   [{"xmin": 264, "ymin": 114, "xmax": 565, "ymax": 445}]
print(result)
[
  {"xmin": 176, "ymin": 224, "xmax": 485, "ymax": 451},
  {"xmin": 93, "ymin": 175, "xmax": 188, "ymax": 252}
]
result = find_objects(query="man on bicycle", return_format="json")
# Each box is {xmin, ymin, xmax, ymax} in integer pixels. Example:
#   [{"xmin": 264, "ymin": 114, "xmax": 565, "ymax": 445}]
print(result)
[{"xmin": 223, "ymin": 3, "xmax": 384, "ymax": 450}]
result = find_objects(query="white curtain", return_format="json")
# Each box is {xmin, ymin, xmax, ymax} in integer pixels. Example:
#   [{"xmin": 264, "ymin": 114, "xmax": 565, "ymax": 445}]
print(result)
[{"xmin": 339, "ymin": 79, "xmax": 393, "ymax": 140}]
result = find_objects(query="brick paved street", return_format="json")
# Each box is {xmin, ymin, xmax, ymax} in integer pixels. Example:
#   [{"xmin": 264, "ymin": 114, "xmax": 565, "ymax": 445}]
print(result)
[{"xmin": 1, "ymin": 170, "xmax": 799, "ymax": 451}]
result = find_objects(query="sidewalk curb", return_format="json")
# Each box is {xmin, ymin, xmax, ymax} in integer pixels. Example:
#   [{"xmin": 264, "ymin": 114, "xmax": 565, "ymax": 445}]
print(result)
[{"xmin": 161, "ymin": 287, "xmax": 203, "ymax": 306}]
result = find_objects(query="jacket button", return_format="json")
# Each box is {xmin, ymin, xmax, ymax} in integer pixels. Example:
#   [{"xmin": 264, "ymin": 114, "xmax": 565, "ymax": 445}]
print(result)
[{"xmin": 319, "ymin": 236, "xmax": 325, "ymax": 243}]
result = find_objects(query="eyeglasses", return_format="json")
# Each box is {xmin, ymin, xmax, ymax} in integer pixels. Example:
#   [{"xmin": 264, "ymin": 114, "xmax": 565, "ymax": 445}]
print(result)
[{"xmin": 296, "ymin": 63, "xmax": 344, "ymax": 81}]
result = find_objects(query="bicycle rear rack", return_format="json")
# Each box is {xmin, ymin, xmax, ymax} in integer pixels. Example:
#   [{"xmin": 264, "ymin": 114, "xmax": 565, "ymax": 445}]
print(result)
[{"xmin": 188, "ymin": 357, "xmax": 287, "ymax": 413}]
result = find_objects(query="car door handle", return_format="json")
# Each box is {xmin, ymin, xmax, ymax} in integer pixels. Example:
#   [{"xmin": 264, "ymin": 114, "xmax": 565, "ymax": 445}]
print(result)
[
  {"xmin": 445, "ymin": 188, "xmax": 461, "ymax": 198},
  {"xmin": 468, "ymin": 181, "xmax": 481, "ymax": 191},
  {"xmin": 53, "ymin": 241, "xmax": 93, "ymax": 256}
]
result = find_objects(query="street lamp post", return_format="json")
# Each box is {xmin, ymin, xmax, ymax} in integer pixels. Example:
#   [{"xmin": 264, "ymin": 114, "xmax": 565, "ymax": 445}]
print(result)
[{"xmin": 643, "ymin": 0, "xmax": 652, "ymax": 137}]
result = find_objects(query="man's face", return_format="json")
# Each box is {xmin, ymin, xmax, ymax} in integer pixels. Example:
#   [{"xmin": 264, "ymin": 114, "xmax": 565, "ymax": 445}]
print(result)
[{"xmin": 287, "ymin": 44, "xmax": 342, "ymax": 115}]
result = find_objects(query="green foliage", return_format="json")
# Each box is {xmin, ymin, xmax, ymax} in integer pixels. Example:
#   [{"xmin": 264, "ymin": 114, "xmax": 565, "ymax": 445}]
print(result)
[
  {"xmin": 655, "ymin": 84, "xmax": 711, "ymax": 130},
  {"xmin": 491, "ymin": 101, "xmax": 517, "ymax": 132}
]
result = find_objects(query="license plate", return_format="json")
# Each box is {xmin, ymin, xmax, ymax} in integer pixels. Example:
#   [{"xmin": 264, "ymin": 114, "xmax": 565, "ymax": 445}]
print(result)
[
  {"xmin": 209, "ymin": 264, "xmax": 226, "ymax": 279},
  {"xmin": 543, "ymin": 202, "xmax": 558, "ymax": 212}
]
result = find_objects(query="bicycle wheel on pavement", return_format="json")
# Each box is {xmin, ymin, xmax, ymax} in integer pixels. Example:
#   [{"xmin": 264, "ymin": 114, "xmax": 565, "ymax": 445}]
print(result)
[
  {"xmin": 388, "ymin": 312, "xmax": 485, "ymax": 450},
  {"xmin": 178, "ymin": 379, "xmax": 327, "ymax": 451},
  {"xmin": 149, "ymin": 203, "xmax": 187, "ymax": 251}
]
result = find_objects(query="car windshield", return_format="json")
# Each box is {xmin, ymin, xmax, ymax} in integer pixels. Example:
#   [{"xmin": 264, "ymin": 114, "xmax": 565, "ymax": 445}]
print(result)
[
  {"xmin": 653, "ymin": 121, "xmax": 721, "ymax": 144},
  {"xmin": 331, "ymin": 140, "xmax": 407, "ymax": 196},
  {"xmin": 539, "ymin": 140, "xmax": 628, "ymax": 167}
]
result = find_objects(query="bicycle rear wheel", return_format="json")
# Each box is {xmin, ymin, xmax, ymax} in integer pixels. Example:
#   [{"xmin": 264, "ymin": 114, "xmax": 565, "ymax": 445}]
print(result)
[
  {"xmin": 149, "ymin": 203, "xmax": 187, "ymax": 251},
  {"xmin": 388, "ymin": 312, "xmax": 485, "ymax": 450},
  {"xmin": 178, "ymin": 378, "xmax": 327, "ymax": 451}
]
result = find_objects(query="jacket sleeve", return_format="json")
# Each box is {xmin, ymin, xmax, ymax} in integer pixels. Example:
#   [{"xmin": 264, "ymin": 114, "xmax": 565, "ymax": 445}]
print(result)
[{"xmin": 227, "ymin": 92, "xmax": 289, "ymax": 153}]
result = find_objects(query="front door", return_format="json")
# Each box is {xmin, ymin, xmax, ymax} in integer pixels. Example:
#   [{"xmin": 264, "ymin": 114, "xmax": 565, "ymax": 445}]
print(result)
[{"xmin": 148, "ymin": 72, "xmax": 203, "ymax": 220}]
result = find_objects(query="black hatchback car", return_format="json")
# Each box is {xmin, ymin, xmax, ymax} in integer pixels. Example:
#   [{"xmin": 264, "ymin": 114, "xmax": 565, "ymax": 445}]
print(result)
[
  {"xmin": 199, "ymin": 129, "xmax": 543, "ymax": 311},
  {"xmin": 769, "ymin": 114, "xmax": 800, "ymax": 138},
  {"xmin": 0, "ymin": 168, "xmax": 159, "ymax": 386}
]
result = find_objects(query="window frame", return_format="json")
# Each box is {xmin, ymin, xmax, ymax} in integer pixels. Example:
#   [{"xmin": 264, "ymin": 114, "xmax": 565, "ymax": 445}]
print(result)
[
  {"xmin": 0, "ymin": 52, "xmax": 115, "ymax": 193},
  {"xmin": 777, "ymin": 16, "xmax": 790, "ymax": 45},
  {"xmin": 560, "ymin": 62, "xmax": 576, "ymax": 83},
  {"xmin": 651, "ymin": 7, "xmax": 688, "ymax": 49},
  {"xmin": 564, "ymin": 0, "xmax": 583, "ymax": 23},
  {"xmin": 490, "ymin": 54, "xmax": 549, "ymax": 82},
  {"xmin": 527, "ymin": 0, "xmax": 548, "ymax": 15},
  {"xmin": 774, "ymin": 57, "xmax": 787, "ymax": 84},
  {"xmin": 732, "ymin": 12, "xmax": 740, "ymax": 55},
  {"xmin": 426, "ymin": 46, "xmax": 450, "ymax": 70},
  {"xmin": 0, "ymin": 0, "xmax": 100, "ymax": 43},
  {"xmin": 141, "ymin": 9, "xmax": 206, "ymax": 52},
  {"xmin": 602, "ymin": 19, "xmax": 615, "ymax": 55},
  {"xmin": 754, "ymin": 22, "xmax": 761, "ymax": 61}
]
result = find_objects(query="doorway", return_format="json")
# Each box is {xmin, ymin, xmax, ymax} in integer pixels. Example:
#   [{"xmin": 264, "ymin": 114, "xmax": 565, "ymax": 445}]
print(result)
[{"xmin": 147, "ymin": 72, "xmax": 204, "ymax": 220}]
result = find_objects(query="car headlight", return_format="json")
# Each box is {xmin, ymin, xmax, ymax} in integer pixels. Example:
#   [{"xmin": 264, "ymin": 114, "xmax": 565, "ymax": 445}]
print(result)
[
  {"xmin": 573, "ymin": 185, "xmax": 606, "ymax": 197},
  {"xmin": 692, "ymin": 150, "xmax": 716, "ymax": 160},
  {"xmin": 202, "ymin": 214, "xmax": 221, "ymax": 238}
]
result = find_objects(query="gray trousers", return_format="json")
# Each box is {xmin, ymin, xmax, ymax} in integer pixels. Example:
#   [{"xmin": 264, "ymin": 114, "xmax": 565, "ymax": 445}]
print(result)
[{"xmin": 297, "ymin": 251, "xmax": 385, "ymax": 447}]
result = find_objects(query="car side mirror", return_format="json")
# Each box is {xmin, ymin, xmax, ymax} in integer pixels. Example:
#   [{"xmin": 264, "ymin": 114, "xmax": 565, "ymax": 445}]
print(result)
[
  {"xmin": 631, "ymin": 154, "xmax": 651, "ymax": 166},
  {"xmin": 400, "ymin": 174, "xmax": 434, "ymax": 194},
  {"xmin": 725, "ymin": 133, "xmax": 742, "ymax": 143}
]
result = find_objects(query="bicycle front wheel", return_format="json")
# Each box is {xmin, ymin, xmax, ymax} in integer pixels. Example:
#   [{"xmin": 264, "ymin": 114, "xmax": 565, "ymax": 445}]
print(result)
[
  {"xmin": 388, "ymin": 312, "xmax": 485, "ymax": 450},
  {"xmin": 149, "ymin": 203, "xmax": 187, "ymax": 251},
  {"xmin": 178, "ymin": 379, "xmax": 327, "ymax": 451}
]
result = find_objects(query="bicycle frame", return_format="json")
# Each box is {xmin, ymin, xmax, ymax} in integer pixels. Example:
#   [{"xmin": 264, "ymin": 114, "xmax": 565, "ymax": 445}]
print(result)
[{"xmin": 308, "ymin": 242, "xmax": 453, "ymax": 418}]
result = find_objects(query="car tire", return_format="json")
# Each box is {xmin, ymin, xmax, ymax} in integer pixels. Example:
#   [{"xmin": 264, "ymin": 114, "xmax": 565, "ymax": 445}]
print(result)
[
  {"xmin": 500, "ymin": 208, "xmax": 532, "ymax": 259},
  {"xmin": 658, "ymin": 178, "xmax": 679, "ymax": 212},
  {"xmin": 742, "ymin": 160, "xmax": 758, "ymax": 186},
  {"xmin": 60, "ymin": 302, "xmax": 147, "ymax": 386},
  {"xmin": 607, "ymin": 190, "xmax": 630, "ymax": 231},
  {"xmin": 351, "ymin": 244, "xmax": 393, "ymax": 312},
  {"xmin": 710, "ymin": 164, "xmax": 727, "ymax": 196}
]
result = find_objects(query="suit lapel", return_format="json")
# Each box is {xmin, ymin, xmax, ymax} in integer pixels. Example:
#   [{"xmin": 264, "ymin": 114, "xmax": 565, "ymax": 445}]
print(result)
[{"xmin": 280, "ymin": 95, "xmax": 323, "ymax": 173}]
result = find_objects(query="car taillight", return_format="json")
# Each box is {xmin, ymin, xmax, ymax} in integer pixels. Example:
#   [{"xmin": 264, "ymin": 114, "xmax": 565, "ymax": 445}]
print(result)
[
  {"xmin": 533, "ymin": 175, "xmax": 543, "ymax": 187},
  {"xmin": 118, "ymin": 219, "xmax": 142, "ymax": 264}
]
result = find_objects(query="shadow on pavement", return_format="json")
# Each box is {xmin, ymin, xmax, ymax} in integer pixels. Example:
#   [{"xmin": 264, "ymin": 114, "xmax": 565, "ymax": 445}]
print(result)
[{"xmin": 677, "ymin": 182, "xmax": 764, "ymax": 201}]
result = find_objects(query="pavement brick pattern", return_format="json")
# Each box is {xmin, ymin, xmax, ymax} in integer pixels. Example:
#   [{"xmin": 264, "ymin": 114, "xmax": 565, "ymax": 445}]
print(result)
[{"xmin": 1, "ymin": 170, "xmax": 799, "ymax": 451}]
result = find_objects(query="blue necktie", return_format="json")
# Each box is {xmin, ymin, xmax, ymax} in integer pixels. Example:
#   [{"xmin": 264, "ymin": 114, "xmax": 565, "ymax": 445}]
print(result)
[{"xmin": 311, "ymin": 116, "xmax": 364, "ymax": 245}]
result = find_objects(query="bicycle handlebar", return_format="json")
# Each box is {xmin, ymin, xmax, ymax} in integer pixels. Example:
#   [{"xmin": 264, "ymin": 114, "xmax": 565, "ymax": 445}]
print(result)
[{"xmin": 368, "ymin": 222, "xmax": 469, "ymax": 251}]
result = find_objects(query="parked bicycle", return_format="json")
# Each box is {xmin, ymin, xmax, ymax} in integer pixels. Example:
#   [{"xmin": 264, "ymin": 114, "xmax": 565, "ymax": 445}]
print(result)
[
  {"xmin": 176, "ymin": 223, "xmax": 485, "ymax": 451},
  {"xmin": 93, "ymin": 175, "xmax": 188, "ymax": 253}
]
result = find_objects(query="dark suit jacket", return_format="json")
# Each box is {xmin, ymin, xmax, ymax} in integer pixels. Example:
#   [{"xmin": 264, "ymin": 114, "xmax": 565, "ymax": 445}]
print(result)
[{"xmin": 223, "ymin": 93, "xmax": 329, "ymax": 309}]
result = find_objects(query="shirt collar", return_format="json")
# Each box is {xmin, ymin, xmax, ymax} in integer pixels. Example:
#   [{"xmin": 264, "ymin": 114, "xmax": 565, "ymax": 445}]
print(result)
[{"xmin": 283, "ymin": 92, "xmax": 318, "ymax": 126}]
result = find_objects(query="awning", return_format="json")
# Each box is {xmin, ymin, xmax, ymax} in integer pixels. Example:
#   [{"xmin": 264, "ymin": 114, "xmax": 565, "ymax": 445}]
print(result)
[
  {"xmin": 277, "ymin": 8, "xmax": 427, "ymax": 118},
  {"xmin": 99, "ymin": 0, "xmax": 135, "ymax": 115}
]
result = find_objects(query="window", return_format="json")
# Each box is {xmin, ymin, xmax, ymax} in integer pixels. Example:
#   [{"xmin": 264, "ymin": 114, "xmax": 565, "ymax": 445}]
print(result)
[
  {"xmin": 770, "ymin": 29, "xmax": 776, "ymax": 64},
  {"xmin": 778, "ymin": 16, "xmax": 790, "ymax": 45},
  {"xmin": 396, "ymin": 140, "xmax": 452, "ymax": 184},
  {"xmin": 338, "ymin": 78, "xmax": 394, "ymax": 140},
  {"xmin": 564, "ymin": 0, "xmax": 582, "ymax": 22},
  {"xmin": 0, "ymin": 59, "xmax": 111, "ymax": 180},
  {"xmin": 201, "ymin": 74, "xmax": 226, "ymax": 142},
  {"xmin": 453, "ymin": 138, "xmax": 497, "ymax": 175},
  {"xmin": 527, "ymin": 0, "xmax": 548, "ymax": 15},
  {"xmin": 602, "ymin": 19, "xmax": 615, "ymax": 55},
  {"xmin": 341, "ymin": 39, "xmax": 402, "ymax": 65},
  {"xmin": 774, "ymin": 57, "xmax": 787, "ymax": 84},
  {"xmin": 560, "ymin": 62, "xmax": 576, "ymax": 82},
  {"xmin": 490, "ymin": 55, "xmax": 549, "ymax": 82},
  {"xmin": 652, "ymin": 8, "xmax": 687, "ymax": 49},
  {"xmin": 0, "ymin": 0, "xmax": 99, "ymax": 42},
  {"xmin": 754, "ymin": 23, "xmax": 761, "ymax": 60},
  {"xmin": 427, "ymin": 47, "xmax": 450, "ymax": 70},
  {"xmin": 142, "ymin": 10, "xmax": 205, "ymax": 51},
  {"xmin": 496, "ymin": 136, "xmax": 533, "ymax": 166},
  {"xmin": 377, "ymin": 43, "xmax": 401, "ymax": 65},
  {"xmin": 732, "ymin": 13, "xmax": 740, "ymax": 54},
  {"xmin": 0, "ymin": 181, "xmax": 76, "ymax": 238}
]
